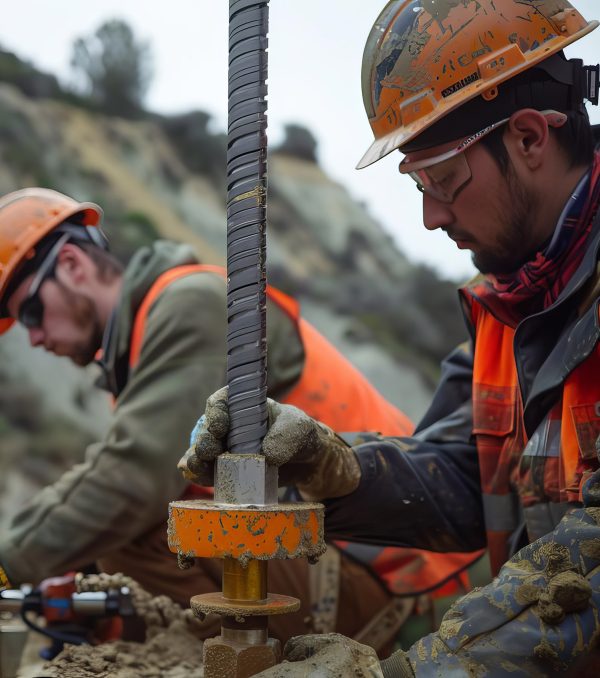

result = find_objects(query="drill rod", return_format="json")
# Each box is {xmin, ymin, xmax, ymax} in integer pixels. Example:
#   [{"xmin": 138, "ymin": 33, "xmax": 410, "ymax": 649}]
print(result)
[{"xmin": 223, "ymin": 0, "xmax": 272, "ymax": 647}]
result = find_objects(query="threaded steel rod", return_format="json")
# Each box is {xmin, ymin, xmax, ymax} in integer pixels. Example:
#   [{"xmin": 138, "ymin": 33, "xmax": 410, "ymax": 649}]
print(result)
[
  {"xmin": 221, "ymin": 0, "xmax": 272, "ymax": 652},
  {"xmin": 226, "ymin": 0, "xmax": 270, "ymax": 456}
]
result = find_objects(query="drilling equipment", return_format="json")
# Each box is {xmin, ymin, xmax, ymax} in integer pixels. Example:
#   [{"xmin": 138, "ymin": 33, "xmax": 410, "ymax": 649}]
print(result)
[
  {"xmin": 168, "ymin": 1, "xmax": 325, "ymax": 676},
  {"xmin": 0, "ymin": 574, "xmax": 133, "ymax": 661}
]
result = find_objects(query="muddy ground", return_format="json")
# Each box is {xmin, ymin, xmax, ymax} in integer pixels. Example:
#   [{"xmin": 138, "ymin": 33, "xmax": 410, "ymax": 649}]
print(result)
[{"xmin": 17, "ymin": 574, "xmax": 205, "ymax": 678}]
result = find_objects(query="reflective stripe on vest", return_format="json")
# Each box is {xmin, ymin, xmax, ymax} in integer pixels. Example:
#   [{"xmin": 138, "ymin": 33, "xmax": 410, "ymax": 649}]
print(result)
[
  {"xmin": 471, "ymin": 299, "xmax": 600, "ymax": 575},
  {"xmin": 131, "ymin": 264, "xmax": 479, "ymax": 596}
]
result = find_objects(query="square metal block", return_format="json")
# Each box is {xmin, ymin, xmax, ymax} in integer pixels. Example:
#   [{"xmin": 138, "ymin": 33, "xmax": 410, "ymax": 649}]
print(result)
[{"xmin": 215, "ymin": 454, "xmax": 278, "ymax": 506}]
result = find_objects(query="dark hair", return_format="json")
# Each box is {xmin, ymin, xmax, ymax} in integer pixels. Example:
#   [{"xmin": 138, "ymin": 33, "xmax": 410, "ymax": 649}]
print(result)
[
  {"xmin": 4, "ymin": 226, "xmax": 121, "ymax": 304},
  {"xmin": 76, "ymin": 241, "xmax": 123, "ymax": 282}
]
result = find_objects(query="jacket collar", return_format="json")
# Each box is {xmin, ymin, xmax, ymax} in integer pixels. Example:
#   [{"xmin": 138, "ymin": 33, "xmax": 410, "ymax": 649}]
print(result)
[{"xmin": 95, "ymin": 241, "xmax": 200, "ymax": 396}]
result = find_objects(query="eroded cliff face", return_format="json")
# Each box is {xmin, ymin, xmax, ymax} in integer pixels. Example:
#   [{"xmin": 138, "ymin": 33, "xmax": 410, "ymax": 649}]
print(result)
[{"xmin": 0, "ymin": 81, "xmax": 465, "ymax": 515}]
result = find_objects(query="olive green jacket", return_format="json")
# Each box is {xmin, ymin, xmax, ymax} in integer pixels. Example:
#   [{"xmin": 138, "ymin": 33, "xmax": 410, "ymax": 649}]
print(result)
[{"xmin": 0, "ymin": 241, "xmax": 304, "ymax": 584}]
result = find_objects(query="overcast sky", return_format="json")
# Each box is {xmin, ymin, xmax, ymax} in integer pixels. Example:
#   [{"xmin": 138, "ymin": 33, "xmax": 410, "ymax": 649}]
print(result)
[{"xmin": 2, "ymin": 1, "xmax": 599, "ymax": 280}]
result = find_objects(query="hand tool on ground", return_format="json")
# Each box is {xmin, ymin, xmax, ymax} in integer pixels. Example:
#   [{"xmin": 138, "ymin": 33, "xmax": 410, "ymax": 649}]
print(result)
[
  {"xmin": 0, "ymin": 574, "xmax": 133, "ymax": 660},
  {"xmin": 168, "ymin": 2, "xmax": 325, "ymax": 676}
]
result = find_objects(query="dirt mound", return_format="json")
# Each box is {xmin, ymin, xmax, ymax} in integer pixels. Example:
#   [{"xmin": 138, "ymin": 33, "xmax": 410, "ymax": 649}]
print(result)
[{"xmin": 35, "ymin": 573, "xmax": 204, "ymax": 678}]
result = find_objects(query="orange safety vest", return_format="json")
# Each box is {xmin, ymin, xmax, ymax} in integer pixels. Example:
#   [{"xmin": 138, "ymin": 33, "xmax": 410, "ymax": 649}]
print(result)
[
  {"xmin": 470, "ymin": 299, "xmax": 600, "ymax": 575},
  {"xmin": 130, "ymin": 264, "xmax": 479, "ymax": 595}
]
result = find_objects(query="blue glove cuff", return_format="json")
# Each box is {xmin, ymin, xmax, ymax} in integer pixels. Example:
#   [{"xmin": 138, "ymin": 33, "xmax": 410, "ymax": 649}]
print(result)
[{"xmin": 190, "ymin": 414, "xmax": 206, "ymax": 447}]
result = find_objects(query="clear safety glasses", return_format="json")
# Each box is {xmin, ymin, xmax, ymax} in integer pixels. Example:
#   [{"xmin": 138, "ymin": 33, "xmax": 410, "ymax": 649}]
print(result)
[{"xmin": 398, "ymin": 110, "xmax": 568, "ymax": 204}]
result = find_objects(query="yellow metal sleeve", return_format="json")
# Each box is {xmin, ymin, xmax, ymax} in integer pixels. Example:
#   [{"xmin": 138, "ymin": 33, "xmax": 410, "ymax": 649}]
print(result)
[{"xmin": 222, "ymin": 557, "xmax": 267, "ymax": 602}]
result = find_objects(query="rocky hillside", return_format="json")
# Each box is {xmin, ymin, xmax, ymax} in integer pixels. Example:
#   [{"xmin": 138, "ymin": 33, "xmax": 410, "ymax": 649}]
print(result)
[{"xmin": 0, "ymin": 52, "xmax": 468, "ymax": 516}]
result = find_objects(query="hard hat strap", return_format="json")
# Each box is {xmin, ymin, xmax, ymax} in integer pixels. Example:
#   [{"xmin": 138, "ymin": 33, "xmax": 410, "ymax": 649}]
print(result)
[
  {"xmin": 401, "ymin": 55, "xmax": 597, "ymax": 154},
  {"xmin": 54, "ymin": 221, "xmax": 109, "ymax": 251},
  {"xmin": 583, "ymin": 65, "xmax": 599, "ymax": 106}
]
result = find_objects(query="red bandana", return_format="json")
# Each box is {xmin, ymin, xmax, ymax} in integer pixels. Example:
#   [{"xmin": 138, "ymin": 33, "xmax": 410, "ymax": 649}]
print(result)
[{"xmin": 465, "ymin": 153, "xmax": 600, "ymax": 327}]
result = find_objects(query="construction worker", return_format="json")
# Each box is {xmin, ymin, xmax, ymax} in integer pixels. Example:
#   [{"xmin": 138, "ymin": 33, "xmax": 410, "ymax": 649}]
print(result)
[
  {"xmin": 181, "ymin": 0, "xmax": 600, "ymax": 674},
  {"xmin": 0, "ymin": 188, "xmax": 477, "ymax": 647}
]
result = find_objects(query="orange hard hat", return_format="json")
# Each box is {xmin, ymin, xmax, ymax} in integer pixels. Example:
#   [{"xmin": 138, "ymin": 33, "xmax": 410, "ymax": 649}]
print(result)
[
  {"xmin": 0, "ymin": 188, "xmax": 103, "ymax": 334},
  {"xmin": 357, "ymin": 0, "xmax": 598, "ymax": 168}
]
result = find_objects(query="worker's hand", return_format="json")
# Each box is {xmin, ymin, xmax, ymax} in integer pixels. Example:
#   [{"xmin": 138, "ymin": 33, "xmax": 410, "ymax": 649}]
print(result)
[
  {"xmin": 401, "ymin": 504, "xmax": 600, "ymax": 675},
  {"xmin": 177, "ymin": 387, "xmax": 230, "ymax": 486},
  {"xmin": 253, "ymin": 633, "xmax": 386, "ymax": 677},
  {"xmin": 177, "ymin": 386, "xmax": 361, "ymax": 499}
]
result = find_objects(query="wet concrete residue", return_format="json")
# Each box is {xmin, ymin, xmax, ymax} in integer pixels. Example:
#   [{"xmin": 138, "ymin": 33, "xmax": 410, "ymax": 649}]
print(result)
[
  {"xmin": 515, "ymin": 581, "xmax": 544, "ymax": 606},
  {"xmin": 166, "ymin": 511, "xmax": 183, "ymax": 554},
  {"xmin": 585, "ymin": 507, "xmax": 600, "ymax": 525},
  {"xmin": 580, "ymin": 537, "xmax": 600, "ymax": 560},
  {"xmin": 515, "ymin": 568, "xmax": 591, "ymax": 625},
  {"xmin": 214, "ymin": 463, "xmax": 236, "ymax": 503},
  {"xmin": 263, "ymin": 633, "xmax": 382, "ymax": 678},
  {"xmin": 537, "ymin": 598, "xmax": 566, "ymax": 625},
  {"xmin": 533, "ymin": 637, "xmax": 566, "ymax": 673},
  {"xmin": 509, "ymin": 557, "xmax": 539, "ymax": 576},
  {"xmin": 435, "ymin": 603, "xmax": 468, "ymax": 645},
  {"xmin": 437, "ymin": 616, "xmax": 463, "ymax": 641},
  {"xmin": 422, "ymin": 0, "xmax": 464, "ymax": 24},
  {"xmin": 177, "ymin": 550, "xmax": 196, "ymax": 570},
  {"xmin": 531, "ymin": 542, "xmax": 573, "ymax": 577},
  {"xmin": 415, "ymin": 638, "xmax": 428, "ymax": 662},
  {"xmin": 203, "ymin": 639, "xmax": 278, "ymax": 678},
  {"xmin": 542, "ymin": 572, "xmax": 591, "ymax": 613},
  {"xmin": 536, "ymin": 571, "xmax": 592, "ymax": 624},
  {"xmin": 190, "ymin": 595, "xmax": 299, "ymax": 622},
  {"xmin": 204, "ymin": 388, "xmax": 230, "ymax": 440},
  {"xmin": 261, "ymin": 404, "xmax": 319, "ymax": 467}
]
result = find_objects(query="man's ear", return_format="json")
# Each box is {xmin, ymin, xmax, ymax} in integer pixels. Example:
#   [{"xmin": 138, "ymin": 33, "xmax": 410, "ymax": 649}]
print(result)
[
  {"xmin": 504, "ymin": 109, "xmax": 559, "ymax": 171},
  {"xmin": 55, "ymin": 244, "xmax": 89, "ymax": 287}
]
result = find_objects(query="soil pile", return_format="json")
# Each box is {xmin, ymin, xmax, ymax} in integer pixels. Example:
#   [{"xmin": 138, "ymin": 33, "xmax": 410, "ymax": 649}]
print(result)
[{"xmin": 35, "ymin": 573, "xmax": 204, "ymax": 678}]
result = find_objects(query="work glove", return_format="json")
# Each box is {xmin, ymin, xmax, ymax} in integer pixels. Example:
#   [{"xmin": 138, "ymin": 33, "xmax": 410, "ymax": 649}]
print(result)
[
  {"xmin": 253, "ymin": 633, "xmax": 395, "ymax": 677},
  {"xmin": 402, "ymin": 501, "xmax": 600, "ymax": 675},
  {"xmin": 177, "ymin": 386, "xmax": 361, "ymax": 500},
  {"xmin": 253, "ymin": 477, "xmax": 600, "ymax": 676}
]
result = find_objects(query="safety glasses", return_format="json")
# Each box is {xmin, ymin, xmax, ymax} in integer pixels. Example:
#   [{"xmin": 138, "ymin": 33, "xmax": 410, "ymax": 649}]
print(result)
[
  {"xmin": 399, "ymin": 110, "xmax": 568, "ymax": 204},
  {"xmin": 18, "ymin": 233, "xmax": 71, "ymax": 329}
]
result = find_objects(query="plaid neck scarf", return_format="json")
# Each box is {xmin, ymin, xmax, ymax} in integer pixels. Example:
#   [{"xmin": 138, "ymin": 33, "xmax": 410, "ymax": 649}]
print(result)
[{"xmin": 466, "ymin": 153, "xmax": 600, "ymax": 328}]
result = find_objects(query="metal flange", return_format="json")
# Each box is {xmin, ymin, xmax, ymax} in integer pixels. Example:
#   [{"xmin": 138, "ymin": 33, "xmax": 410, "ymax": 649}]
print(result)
[
  {"xmin": 167, "ymin": 500, "xmax": 325, "ymax": 562},
  {"xmin": 191, "ymin": 591, "xmax": 300, "ymax": 619}
]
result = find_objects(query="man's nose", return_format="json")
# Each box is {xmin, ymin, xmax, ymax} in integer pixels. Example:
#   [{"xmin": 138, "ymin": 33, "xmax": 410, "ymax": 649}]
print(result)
[
  {"xmin": 422, "ymin": 193, "xmax": 454, "ymax": 232},
  {"xmin": 28, "ymin": 326, "xmax": 45, "ymax": 347}
]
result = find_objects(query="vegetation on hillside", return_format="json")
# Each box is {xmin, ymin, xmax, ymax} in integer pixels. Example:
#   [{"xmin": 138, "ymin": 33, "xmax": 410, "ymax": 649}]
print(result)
[
  {"xmin": 0, "ymin": 21, "xmax": 468, "ymax": 469},
  {"xmin": 71, "ymin": 19, "xmax": 153, "ymax": 118},
  {"xmin": 0, "ymin": 22, "xmax": 467, "ymax": 363}
]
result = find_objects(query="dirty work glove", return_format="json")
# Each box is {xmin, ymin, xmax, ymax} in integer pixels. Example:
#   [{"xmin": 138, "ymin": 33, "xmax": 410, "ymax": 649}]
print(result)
[
  {"xmin": 253, "ymin": 633, "xmax": 388, "ymax": 677},
  {"xmin": 401, "ymin": 500, "xmax": 600, "ymax": 675},
  {"xmin": 177, "ymin": 386, "xmax": 361, "ymax": 500}
]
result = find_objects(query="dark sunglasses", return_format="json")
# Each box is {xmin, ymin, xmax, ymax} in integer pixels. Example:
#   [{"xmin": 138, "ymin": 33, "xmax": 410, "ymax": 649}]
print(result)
[{"xmin": 18, "ymin": 233, "xmax": 71, "ymax": 329}]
